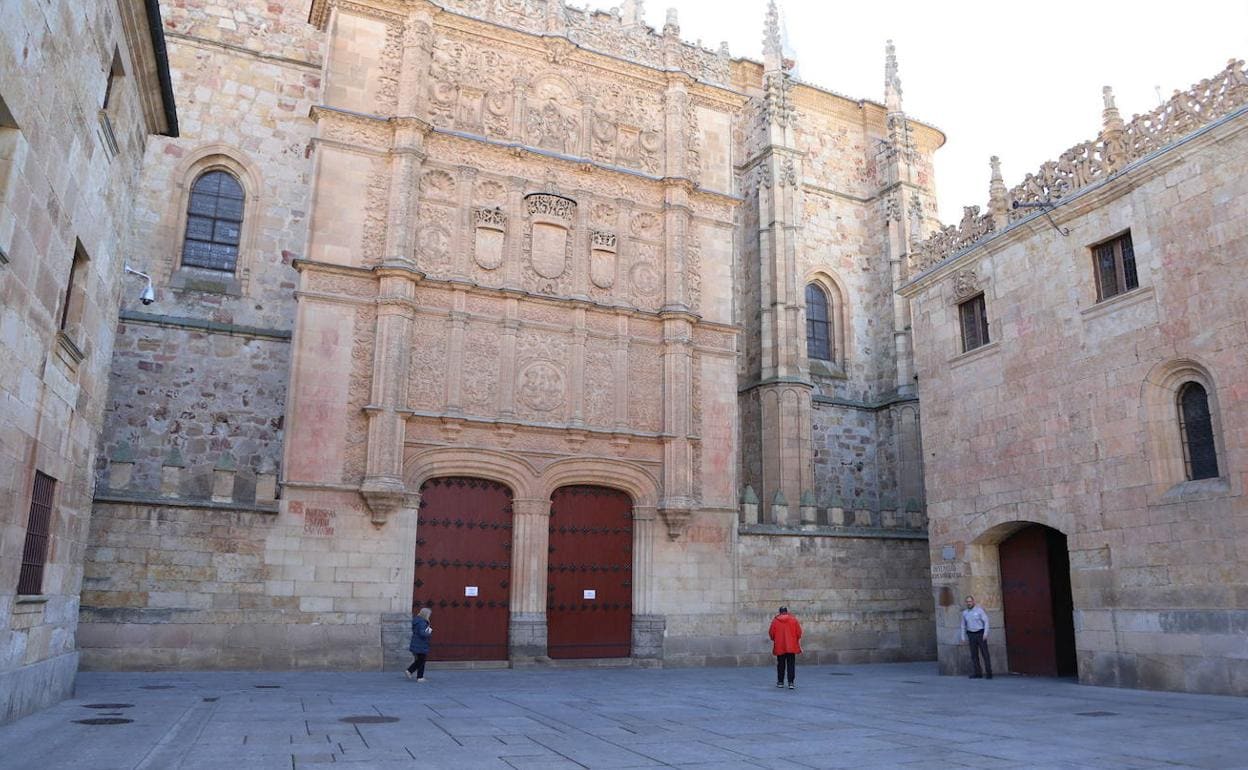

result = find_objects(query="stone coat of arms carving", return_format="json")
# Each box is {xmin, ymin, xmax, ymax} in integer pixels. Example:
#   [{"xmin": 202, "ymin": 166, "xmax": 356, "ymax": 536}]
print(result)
[{"xmin": 525, "ymin": 193, "xmax": 576, "ymax": 280}]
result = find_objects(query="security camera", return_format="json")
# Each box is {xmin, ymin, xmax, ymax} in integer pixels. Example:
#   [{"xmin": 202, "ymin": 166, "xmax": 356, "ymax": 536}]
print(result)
[{"xmin": 124, "ymin": 265, "xmax": 156, "ymax": 306}]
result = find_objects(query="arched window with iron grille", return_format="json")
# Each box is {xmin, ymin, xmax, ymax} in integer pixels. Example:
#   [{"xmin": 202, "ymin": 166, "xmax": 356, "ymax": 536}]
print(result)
[
  {"xmin": 1177, "ymin": 381, "xmax": 1219, "ymax": 480},
  {"xmin": 805, "ymin": 283, "xmax": 832, "ymax": 361},
  {"xmin": 181, "ymin": 170, "xmax": 244, "ymax": 273}
]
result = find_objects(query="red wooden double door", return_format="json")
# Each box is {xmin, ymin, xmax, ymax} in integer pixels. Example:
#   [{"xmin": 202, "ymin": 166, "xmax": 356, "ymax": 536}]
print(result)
[{"xmin": 413, "ymin": 478, "xmax": 632, "ymax": 661}]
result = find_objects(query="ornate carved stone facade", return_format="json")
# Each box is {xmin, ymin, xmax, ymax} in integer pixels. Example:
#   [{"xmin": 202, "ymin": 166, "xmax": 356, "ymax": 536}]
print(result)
[{"xmin": 80, "ymin": 0, "xmax": 941, "ymax": 670}]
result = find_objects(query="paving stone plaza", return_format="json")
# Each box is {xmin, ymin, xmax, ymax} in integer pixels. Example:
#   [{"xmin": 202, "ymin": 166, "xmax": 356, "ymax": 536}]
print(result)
[{"xmin": 2, "ymin": 663, "xmax": 1247, "ymax": 769}]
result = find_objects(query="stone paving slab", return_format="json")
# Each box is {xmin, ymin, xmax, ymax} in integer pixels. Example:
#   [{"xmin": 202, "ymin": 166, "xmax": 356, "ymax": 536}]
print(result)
[{"xmin": 1, "ymin": 662, "xmax": 1247, "ymax": 769}]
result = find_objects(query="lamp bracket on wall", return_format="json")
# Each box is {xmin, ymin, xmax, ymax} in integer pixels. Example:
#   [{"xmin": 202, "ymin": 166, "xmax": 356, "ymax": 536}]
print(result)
[{"xmin": 1011, "ymin": 200, "xmax": 1070, "ymax": 237}]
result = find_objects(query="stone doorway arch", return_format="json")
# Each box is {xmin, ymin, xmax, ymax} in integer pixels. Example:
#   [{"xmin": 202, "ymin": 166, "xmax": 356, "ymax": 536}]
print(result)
[{"xmin": 974, "ymin": 521, "xmax": 1078, "ymax": 677}]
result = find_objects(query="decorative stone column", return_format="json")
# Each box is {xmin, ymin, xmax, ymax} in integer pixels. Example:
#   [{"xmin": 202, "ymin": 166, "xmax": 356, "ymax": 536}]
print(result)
[
  {"xmin": 631, "ymin": 504, "xmax": 664, "ymax": 658},
  {"xmin": 509, "ymin": 496, "xmax": 551, "ymax": 659}
]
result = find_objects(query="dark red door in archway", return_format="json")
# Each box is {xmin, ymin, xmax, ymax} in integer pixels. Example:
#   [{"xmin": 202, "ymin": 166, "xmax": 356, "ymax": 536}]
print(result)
[
  {"xmin": 999, "ymin": 525, "xmax": 1077, "ymax": 676},
  {"xmin": 547, "ymin": 486, "xmax": 632, "ymax": 659},
  {"xmin": 413, "ymin": 477, "xmax": 512, "ymax": 661}
]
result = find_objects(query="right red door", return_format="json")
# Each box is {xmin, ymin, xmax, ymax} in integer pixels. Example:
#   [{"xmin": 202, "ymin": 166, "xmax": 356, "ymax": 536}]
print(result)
[{"xmin": 546, "ymin": 486, "xmax": 633, "ymax": 659}]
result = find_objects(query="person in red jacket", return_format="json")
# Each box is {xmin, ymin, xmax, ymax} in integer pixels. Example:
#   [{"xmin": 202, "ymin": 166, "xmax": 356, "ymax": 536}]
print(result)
[{"xmin": 769, "ymin": 606, "xmax": 803, "ymax": 689}]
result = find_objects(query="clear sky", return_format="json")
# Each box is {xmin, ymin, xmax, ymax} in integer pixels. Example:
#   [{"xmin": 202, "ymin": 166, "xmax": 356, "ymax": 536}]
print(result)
[{"xmin": 582, "ymin": 0, "xmax": 1248, "ymax": 223}]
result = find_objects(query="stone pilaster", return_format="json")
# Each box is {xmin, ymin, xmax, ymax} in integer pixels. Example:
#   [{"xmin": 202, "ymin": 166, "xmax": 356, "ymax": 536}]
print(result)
[
  {"xmin": 632, "ymin": 504, "xmax": 663, "ymax": 658},
  {"xmin": 509, "ymin": 496, "xmax": 551, "ymax": 659},
  {"xmin": 498, "ymin": 298, "xmax": 519, "ymax": 419},
  {"xmin": 443, "ymin": 289, "xmax": 467, "ymax": 415},
  {"xmin": 659, "ymin": 314, "xmax": 696, "ymax": 538},
  {"xmin": 361, "ymin": 266, "xmax": 420, "ymax": 525},
  {"xmin": 568, "ymin": 307, "xmax": 586, "ymax": 427}
]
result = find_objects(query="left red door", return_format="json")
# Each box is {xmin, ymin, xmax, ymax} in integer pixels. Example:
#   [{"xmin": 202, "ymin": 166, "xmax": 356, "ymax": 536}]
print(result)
[{"xmin": 413, "ymin": 477, "xmax": 512, "ymax": 661}]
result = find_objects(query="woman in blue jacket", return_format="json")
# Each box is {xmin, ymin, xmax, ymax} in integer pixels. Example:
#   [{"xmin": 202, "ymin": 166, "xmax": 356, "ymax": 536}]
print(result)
[{"xmin": 405, "ymin": 607, "xmax": 433, "ymax": 681}]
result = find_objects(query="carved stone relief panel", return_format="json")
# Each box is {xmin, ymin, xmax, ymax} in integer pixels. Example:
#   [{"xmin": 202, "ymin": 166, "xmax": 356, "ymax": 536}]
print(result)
[
  {"xmin": 952, "ymin": 268, "xmax": 980, "ymax": 300},
  {"xmin": 525, "ymin": 74, "xmax": 582, "ymax": 154},
  {"xmin": 409, "ymin": 313, "xmax": 449, "ymax": 414},
  {"xmin": 584, "ymin": 337, "xmax": 615, "ymax": 428},
  {"xmin": 428, "ymin": 35, "xmax": 519, "ymax": 134},
  {"xmin": 462, "ymin": 319, "xmax": 501, "ymax": 414},
  {"xmin": 627, "ymin": 341, "xmax": 663, "ymax": 433},
  {"xmin": 416, "ymin": 203, "xmax": 454, "ymax": 273},
  {"xmin": 515, "ymin": 330, "xmax": 569, "ymax": 422}
]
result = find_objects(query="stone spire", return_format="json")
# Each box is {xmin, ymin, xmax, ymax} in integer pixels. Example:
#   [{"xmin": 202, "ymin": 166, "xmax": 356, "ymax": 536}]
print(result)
[
  {"xmin": 1101, "ymin": 85, "xmax": 1128, "ymax": 172},
  {"xmin": 663, "ymin": 7, "xmax": 679, "ymax": 36},
  {"xmin": 988, "ymin": 155, "xmax": 1009, "ymax": 229},
  {"xmin": 620, "ymin": 0, "xmax": 643, "ymax": 26},
  {"xmin": 884, "ymin": 39, "xmax": 903, "ymax": 114},
  {"xmin": 763, "ymin": 0, "xmax": 783, "ymax": 73}
]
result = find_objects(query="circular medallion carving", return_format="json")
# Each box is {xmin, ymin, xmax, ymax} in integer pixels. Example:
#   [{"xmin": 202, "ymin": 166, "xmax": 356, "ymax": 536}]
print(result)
[
  {"xmin": 630, "ymin": 261, "xmax": 661, "ymax": 295},
  {"xmin": 518, "ymin": 361, "xmax": 565, "ymax": 412}
]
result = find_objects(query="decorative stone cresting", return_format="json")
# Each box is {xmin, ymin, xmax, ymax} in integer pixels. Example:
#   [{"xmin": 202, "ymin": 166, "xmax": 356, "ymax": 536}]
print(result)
[{"xmin": 911, "ymin": 59, "xmax": 1248, "ymax": 271}]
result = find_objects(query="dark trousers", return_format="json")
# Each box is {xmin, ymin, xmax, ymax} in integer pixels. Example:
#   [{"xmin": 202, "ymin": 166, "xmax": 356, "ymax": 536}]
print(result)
[
  {"xmin": 967, "ymin": 630, "xmax": 991, "ymax": 676},
  {"xmin": 406, "ymin": 653, "xmax": 427, "ymax": 677},
  {"xmin": 776, "ymin": 653, "xmax": 796, "ymax": 684}
]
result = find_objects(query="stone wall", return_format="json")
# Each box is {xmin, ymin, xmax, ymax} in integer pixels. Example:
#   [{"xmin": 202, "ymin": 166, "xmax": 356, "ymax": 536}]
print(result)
[
  {"xmin": 0, "ymin": 0, "xmax": 174, "ymax": 722},
  {"xmin": 904, "ymin": 98, "xmax": 1248, "ymax": 695},
  {"xmin": 664, "ymin": 530, "xmax": 934, "ymax": 667}
]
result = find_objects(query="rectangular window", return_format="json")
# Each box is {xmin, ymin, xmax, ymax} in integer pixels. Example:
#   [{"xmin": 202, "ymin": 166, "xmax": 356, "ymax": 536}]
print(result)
[
  {"xmin": 958, "ymin": 294, "xmax": 990, "ymax": 353},
  {"xmin": 59, "ymin": 244, "xmax": 88, "ymax": 331},
  {"xmin": 18, "ymin": 471, "xmax": 56, "ymax": 595},
  {"xmin": 1092, "ymin": 231, "xmax": 1138, "ymax": 301}
]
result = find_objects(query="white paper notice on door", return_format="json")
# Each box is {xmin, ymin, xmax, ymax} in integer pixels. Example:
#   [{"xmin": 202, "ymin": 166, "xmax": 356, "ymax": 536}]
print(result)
[
  {"xmin": 583, "ymin": 589, "xmax": 596, "ymax": 599},
  {"xmin": 465, "ymin": 586, "xmax": 478, "ymax": 597}
]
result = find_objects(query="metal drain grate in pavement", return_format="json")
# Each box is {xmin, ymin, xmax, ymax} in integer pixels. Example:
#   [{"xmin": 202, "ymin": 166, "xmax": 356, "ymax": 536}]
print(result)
[
  {"xmin": 83, "ymin": 703, "xmax": 134, "ymax": 709},
  {"xmin": 826, "ymin": 672, "xmax": 853, "ymax": 676},
  {"xmin": 253, "ymin": 685, "xmax": 282, "ymax": 689},
  {"xmin": 339, "ymin": 716, "xmax": 400, "ymax": 724},
  {"xmin": 74, "ymin": 718, "xmax": 134, "ymax": 725},
  {"xmin": 1076, "ymin": 711, "xmax": 1118, "ymax": 717},
  {"xmin": 140, "ymin": 685, "xmax": 174, "ymax": 690}
]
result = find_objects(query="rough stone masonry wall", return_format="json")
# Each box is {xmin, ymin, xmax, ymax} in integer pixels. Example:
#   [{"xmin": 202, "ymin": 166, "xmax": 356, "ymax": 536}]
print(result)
[
  {"xmin": 96, "ymin": 323, "xmax": 290, "ymax": 502},
  {"xmin": 0, "ymin": 0, "xmax": 170, "ymax": 722},
  {"xmin": 910, "ymin": 112, "xmax": 1248, "ymax": 695}
]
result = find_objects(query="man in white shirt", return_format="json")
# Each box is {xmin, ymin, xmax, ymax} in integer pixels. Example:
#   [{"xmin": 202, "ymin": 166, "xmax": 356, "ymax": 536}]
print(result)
[{"xmin": 960, "ymin": 595, "xmax": 993, "ymax": 679}]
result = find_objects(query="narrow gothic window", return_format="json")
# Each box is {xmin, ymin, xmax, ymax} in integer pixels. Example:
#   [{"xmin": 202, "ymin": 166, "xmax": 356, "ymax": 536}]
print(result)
[
  {"xmin": 1177, "ymin": 382, "xmax": 1219, "ymax": 480},
  {"xmin": 1093, "ymin": 231, "xmax": 1137, "ymax": 300},
  {"xmin": 18, "ymin": 471, "xmax": 55, "ymax": 595},
  {"xmin": 181, "ymin": 170, "xmax": 244, "ymax": 272},
  {"xmin": 805, "ymin": 283, "xmax": 832, "ymax": 361},
  {"xmin": 958, "ymin": 294, "xmax": 990, "ymax": 353}
]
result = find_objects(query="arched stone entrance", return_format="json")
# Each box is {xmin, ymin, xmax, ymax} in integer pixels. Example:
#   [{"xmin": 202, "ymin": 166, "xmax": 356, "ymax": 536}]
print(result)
[
  {"xmin": 999, "ymin": 523, "xmax": 1077, "ymax": 677},
  {"xmin": 546, "ymin": 485, "xmax": 633, "ymax": 659},
  {"xmin": 413, "ymin": 476, "xmax": 514, "ymax": 661}
]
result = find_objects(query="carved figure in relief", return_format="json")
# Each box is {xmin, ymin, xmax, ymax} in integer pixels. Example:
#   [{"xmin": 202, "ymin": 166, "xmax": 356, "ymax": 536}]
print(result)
[{"xmin": 518, "ymin": 360, "xmax": 564, "ymax": 412}]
